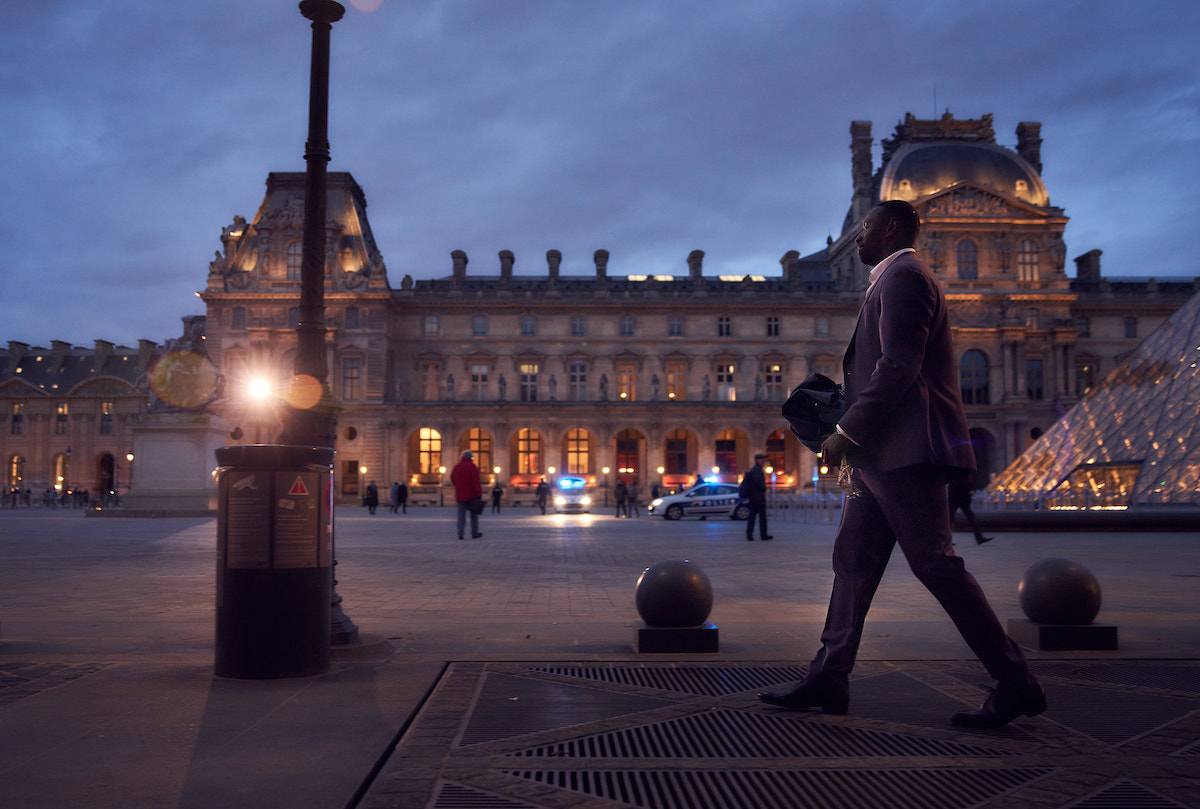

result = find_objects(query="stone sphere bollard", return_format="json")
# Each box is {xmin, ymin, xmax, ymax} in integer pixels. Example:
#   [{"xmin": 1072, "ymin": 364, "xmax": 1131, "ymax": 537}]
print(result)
[
  {"xmin": 1018, "ymin": 558, "xmax": 1102, "ymax": 625},
  {"xmin": 635, "ymin": 559, "xmax": 713, "ymax": 627}
]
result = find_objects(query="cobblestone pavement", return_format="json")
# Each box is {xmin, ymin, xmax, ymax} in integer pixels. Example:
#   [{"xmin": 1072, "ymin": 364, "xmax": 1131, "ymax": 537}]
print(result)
[{"xmin": 1, "ymin": 507, "xmax": 1198, "ymax": 808}]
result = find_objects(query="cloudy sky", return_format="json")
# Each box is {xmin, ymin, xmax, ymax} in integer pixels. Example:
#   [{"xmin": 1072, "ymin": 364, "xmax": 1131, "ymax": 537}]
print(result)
[{"xmin": 3, "ymin": 0, "xmax": 1197, "ymax": 347}]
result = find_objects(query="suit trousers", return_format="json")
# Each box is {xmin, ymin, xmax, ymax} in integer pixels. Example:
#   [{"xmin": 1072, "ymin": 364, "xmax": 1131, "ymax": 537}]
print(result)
[
  {"xmin": 745, "ymin": 501, "xmax": 769, "ymax": 539},
  {"xmin": 807, "ymin": 464, "xmax": 1033, "ymax": 689}
]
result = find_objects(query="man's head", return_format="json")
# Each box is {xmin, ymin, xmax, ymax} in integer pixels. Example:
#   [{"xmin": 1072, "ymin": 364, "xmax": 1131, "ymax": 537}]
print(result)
[
  {"xmin": 856, "ymin": 200, "xmax": 921, "ymax": 266},
  {"xmin": 755, "ymin": 452, "xmax": 767, "ymax": 465},
  {"xmin": 461, "ymin": 450, "xmax": 473, "ymax": 461}
]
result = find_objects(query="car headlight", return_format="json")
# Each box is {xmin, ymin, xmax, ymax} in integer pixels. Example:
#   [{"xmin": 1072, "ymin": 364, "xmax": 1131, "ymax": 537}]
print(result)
[
  {"xmin": 581, "ymin": 496, "xmax": 591, "ymax": 505},
  {"xmin": 651, "ymin": 498, "xmax": 663, "ymax": 506},
  {"xmin": 555, "ymin": 496, "xmax": 566, "ymax": 506}
]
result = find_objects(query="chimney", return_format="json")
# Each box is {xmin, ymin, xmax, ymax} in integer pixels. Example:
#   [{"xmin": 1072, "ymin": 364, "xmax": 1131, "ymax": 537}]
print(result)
[
  {"xmin": 545, "ymin": 249, "xmax": 561, "ymax": 279},
  {"xmin": 780, "ymin": 250, "xmax": 800, "ymax": 281},
  {"xmin": 7, "ymin": 341, "xmax": 28, "ymax": 374},
  {"xmin": 451, "ymin": 250, "xmax": 468, "ymax": 285},
  {"xmin": 1074, "ymin": 249, "xmax": 1102, "ymax": 283},
  {"xmin": 50, "ymin": 340, "xmax": 71, "ymax": 374},
  {"xmin": 594, "ymin": 249, "xmax": 609, "ymax": 279},
  {"xmin": 498, "ymin": 250, "xmax": 514, "ymax": 281},
  {"xmin": 687, "ymin": 250, "xmax": 705, "ymax": 280},
  {"xmin": 94, "ymin": 340, "xmax": 114, "ymax": 374},
  {"xmin": 138, "ymin": 340, "xmax": 158, "ymax": 373},
  {"xmin": 1016, "ymin": 121, "xmax": 1043, "ymax": 174},
  {"xmin": 849, "ymin": 120, "xmax": 874, "ymax": 225}
]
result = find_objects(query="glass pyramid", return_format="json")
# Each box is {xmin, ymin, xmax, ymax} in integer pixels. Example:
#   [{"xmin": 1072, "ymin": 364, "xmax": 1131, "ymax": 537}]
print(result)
[{"xmin": 989, "ymin": 289, "xmax": 1200, "ymax": 508}]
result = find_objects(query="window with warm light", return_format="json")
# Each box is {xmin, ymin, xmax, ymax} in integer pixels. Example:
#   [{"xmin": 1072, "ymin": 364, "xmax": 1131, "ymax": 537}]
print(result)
[
  {"xmin": 716, "ymin": 364, "xmax": 736, "ymax": 401},
  {"xmin": 419, "ymin": 428, "xmax": 442, "ymax": 474},
  {"xmin": 467, "ymin": 428, "xmax": 491, "ymax": 473},
  {"xmin": 666, "ymin": 363, "xmax": 686, "ymax": 400},
  {"xmin": 1017, "ymin": 240, "xmax": 1039, "ymax": 282},
  {"xmin": 55, "ymin": 402, "xmax": 68, "ymax": 435},
  {"xmin": 99, "ymin": 402, "xmax": 114, "ymax": 435},
  {"xmin": 10, "ymin": 403, "xmax": 24, "ymax": 436},
  {"xmin": 763, "ymin": 363, "xmax": 784, "ymax": 401},
  {"xmin": 517, "ymin": 428, "xmax": 541, "ymax": 475},
  {"xmin": 287, "ymin": 242, "xmax": 303, "ymax": 280},
  {"xmin": 566, "ymin": 428, "xmax": 589, "ymax": 474},
  {"xmin": 519, "ymin": 363, "xmax": 539, "ymax": 402}
]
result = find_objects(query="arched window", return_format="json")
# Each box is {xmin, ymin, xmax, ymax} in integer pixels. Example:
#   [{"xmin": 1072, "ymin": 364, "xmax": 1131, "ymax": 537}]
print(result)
[
  {"xmin": 960, "ymin": 349, "xmax": 990, "ymax": 405},
  {"xmin": 287, "ymin": 242, "xmax": 303, "ymax": 280},
  {"xmin": 418, "ymin": 428, "xmax": 441, "ymax": 474},
  {"xmin": 1018, "ymin": 240, "xmax": 1039, "ymax": 282},
  {"xmin": 956, "ymin": 239, "xmax": 978, "ymax": 280},
  {"xmin": 466, "ymin": 428, "xmax": 491, "ymax": 474},
  {"xmin": 517, "ymin": 428, "xmax": 541, "ymax": 475},
  {"xmin": 566, "ymin": 428, "xmax": 589, "ymax": 475}
]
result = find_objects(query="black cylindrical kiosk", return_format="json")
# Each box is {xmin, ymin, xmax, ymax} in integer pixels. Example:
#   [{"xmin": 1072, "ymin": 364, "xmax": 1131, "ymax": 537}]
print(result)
[{"xmin": 214, "ymin": 445, "xmax": 334, "ymax": 678}]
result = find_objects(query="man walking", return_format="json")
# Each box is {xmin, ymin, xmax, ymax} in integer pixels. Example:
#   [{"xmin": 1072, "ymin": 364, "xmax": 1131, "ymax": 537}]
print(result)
[
  {"xmin": 451, "ymin": 450, "xmax": 483, "ymax": 539},
  {"xmin": 740, "ymin": 452, "xmax": 772, "ymax": 541},
  {"xmin": 758, "ymin": 201, "xmax": 1044, "ymax": 728}
]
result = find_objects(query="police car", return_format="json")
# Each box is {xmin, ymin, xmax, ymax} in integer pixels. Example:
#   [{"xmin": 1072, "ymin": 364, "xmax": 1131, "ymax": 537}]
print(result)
[
  {"xmin": 647, "ymin": 483, "xmax": 749, "ymax": 521},
  {"xmin": 553, "ymin": 476, "xmax": 592, "ymax": 514}
]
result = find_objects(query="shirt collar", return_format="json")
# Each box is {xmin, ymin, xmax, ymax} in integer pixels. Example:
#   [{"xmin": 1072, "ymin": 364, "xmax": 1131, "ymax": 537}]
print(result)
[{"xmin": 866, "ymin": 247, "xmax": 916, "ymax": 292}]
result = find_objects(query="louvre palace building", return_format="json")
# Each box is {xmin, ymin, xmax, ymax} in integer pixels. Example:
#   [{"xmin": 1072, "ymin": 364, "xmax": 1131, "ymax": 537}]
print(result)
[{"xmin": 4, "ymin": 112, "xmax": 1197, "ymax": 506}]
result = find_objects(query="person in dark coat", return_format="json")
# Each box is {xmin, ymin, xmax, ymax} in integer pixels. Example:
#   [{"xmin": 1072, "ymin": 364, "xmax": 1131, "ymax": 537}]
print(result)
[
  {"xmin": 739, "ymin": 452, "xmax": 772, "ymax": 541},
  {"xmin": 396, "ymin": 480, "xmax": 408, "ymax": 514},
  {"xmin": 535, "ymin": 478, "xmax": 549, "ymax": 515},
  {"xmin": 491, "ymin": 482, "xmax": 503, "ymax": 513},
  {"xmin": 759, "ymin": 201, "xmax": 1043, "ymax": 728},
  {"xmin": 613, "ymin": 479, "xmax": 628, "ymax": 518},
  {"xmin": 389, "ymin": 481, "xmax": 401, "ymax": 513},
  {"xmin": 363, "ymin": 480, "xmax": 379, "ymax": 515},
  {"xmin": 948, "ymin": 474, "xmax": 991, "ymax": 544}
]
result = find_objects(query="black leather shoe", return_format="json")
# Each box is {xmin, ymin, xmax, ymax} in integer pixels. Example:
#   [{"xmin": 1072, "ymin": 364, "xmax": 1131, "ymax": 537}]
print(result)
[
  {"xmin": 952, "ymin": 683, "xmax": 1046, "ymax": 728},
  {"xmin": 976, "ymin": 535, "xmax": 994, "ymax": 545},
  {"xmin": 472, "ymin": 533, "xmax": 483, "ymax": 538},
  {"xmin": 762, "ymin": 535, "xmax": 774, "ymax": 541},
  {"xmin": 746, "ymin": 536, "xmax": 754, "ymax": 541},
  {"xmin": 757, "ymin": 682, "xmax": 849, "ymax": 715}
]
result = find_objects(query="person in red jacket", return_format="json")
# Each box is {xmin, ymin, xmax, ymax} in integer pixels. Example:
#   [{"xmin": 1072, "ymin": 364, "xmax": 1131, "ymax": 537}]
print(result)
[{"xmin": 450, "ymin": 449, "xmax": 483, "ymax": 540}]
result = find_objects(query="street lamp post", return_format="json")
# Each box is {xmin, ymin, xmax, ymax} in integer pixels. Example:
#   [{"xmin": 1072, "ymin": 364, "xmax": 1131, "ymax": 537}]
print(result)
[
  {"xmin": 602, "ymin": 466, "xmax": 610, "ymax": 506},
  {"xmin": 285, "ymin": 0, "xmax": 357, "ymax": 646}
]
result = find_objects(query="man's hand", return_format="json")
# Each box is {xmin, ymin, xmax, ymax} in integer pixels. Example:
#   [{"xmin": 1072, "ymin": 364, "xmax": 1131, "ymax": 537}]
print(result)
[{"xmin": 820, "ymin": 432, "xmax": 852, "ymax": 467}]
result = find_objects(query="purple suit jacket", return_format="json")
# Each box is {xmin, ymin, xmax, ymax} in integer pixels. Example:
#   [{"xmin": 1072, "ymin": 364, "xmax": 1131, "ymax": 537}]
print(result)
[{"xmin": 838, "ymin": 253, "xmax": 975, "ymax": 473}]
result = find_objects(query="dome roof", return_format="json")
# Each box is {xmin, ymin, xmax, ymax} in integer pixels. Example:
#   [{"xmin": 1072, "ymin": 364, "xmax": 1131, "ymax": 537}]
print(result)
[{"xmin": 879, "ymin": 140, "xmax": 1048, "ymax": 207}]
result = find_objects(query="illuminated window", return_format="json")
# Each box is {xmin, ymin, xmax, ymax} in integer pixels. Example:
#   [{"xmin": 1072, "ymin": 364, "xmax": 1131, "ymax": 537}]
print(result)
[
  {"xmin": 668, "ymin": 316, "xmax": 683, "ymax": 337},
  {"xmin": 766, "ymin": 316, "xmax": 780, "ymax": 337},
  {"xmin": 666, "ymin": 363, "xmax": 686, "ymax": 401},
  {"xmin": 1017, "ymin": 240, "xmax": 1039, "ymax": 282},
  {"xmin": 1076, "ymin": 362, "xmax": 1096, "ymax": 396},
  {"xmin": 615, "ymin": 430, "xmax": 638, "ymax": 477},
  {"xmin": 714, "ymin": 430, "xmax": 737, "ymax": 476},
  {"xmin": 99, "ymin": 402, "xmax": 114, "ymax": 435},
  {"xmin": 717, "ymin": 316, "xmax": 731, "ymax": 337},
  {"xmin": 617, "ymin": 364, "xmax": 636, "ymax": 401},
  {"xmin": 956, "ymin": 239, "xmax": 978, "ymax": 280},
  {"xmin": 517, "ymin": 428, "xmax": 541, "ymax": 475},
  {"xmin": 341, "ymin": 357, "xmax": 361, "ymax": 400},
  {"xmin": 766, "ymin": 429, "xmax": 786, "ymax": 474},
  {"xmin": 716, "ymin": 364, "xmax": 736, "ymax": 401},
  {"xmin": 763, "ymin": 363, "xmax": 784, "ymax": 401},
  {"xmin": 567, "ymin": 359, "xmax": 587, "ymax": 401},
  {"xmin": 10, "ymin": 403, "xmax": 23, "ymax": 436},
  {"xmin": 519, "ymin": 363, "xmax": 539, "ymax": 402},
  {"xmin": 467, "ymin": 428, "xmax": 491, "ymax": 473},
  {"xmin": 55, "ymin": 402, "xmax": 68, "ymax": 435},
  {"xmin": 566, "ymin": 428, "xmax": 589, "ymax": 474},
  {"xmin": 418, "ymin": 428, "xmax": 442, "ymax": 474},
  {"xmin": 960, "ymin": 350, "xmax": 990, "ymax": 405},
  {"xmin": 287, "ymin": 242, "xmax": 303, "ymax": 280},
  {"xmin": 471, "ymin": 364, "xmax": 489, "ymax": 401}
]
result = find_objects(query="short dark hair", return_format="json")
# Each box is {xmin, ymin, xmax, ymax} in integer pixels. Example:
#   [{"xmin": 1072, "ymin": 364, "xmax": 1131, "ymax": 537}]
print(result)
[{"xmin": 878, "ymin": 200, "xmax": 921, "ymax": 245}]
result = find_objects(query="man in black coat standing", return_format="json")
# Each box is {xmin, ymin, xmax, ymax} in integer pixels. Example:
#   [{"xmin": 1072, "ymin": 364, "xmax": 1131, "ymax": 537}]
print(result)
[{"xmin": 740, "ymin": 452, "xmax": 772, "ymax": 541}]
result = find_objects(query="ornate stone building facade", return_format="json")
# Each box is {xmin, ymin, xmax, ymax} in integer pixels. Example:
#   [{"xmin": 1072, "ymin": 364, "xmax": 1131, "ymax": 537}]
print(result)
[{"xmin": 6, "ymin": 113, "xmax": 1196, "ymax": 504}]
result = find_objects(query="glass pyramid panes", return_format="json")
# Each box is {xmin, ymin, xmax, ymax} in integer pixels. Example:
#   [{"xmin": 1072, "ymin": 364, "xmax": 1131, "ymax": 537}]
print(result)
[{"xmin": 989, "ymin": 290, "xmax": 1200, "ymax": 507}]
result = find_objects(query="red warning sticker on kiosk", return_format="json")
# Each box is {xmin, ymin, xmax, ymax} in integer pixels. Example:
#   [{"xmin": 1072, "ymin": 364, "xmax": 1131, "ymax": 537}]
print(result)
[{"xmin": 288, "ymin": 477, "xmax": 310, "ymax": 496}]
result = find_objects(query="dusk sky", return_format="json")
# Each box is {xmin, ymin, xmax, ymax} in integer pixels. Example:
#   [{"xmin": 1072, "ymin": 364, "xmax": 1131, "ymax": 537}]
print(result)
[{"xmin": 3, "ymin": 1, "xmax": 1198, "ymax": 347}]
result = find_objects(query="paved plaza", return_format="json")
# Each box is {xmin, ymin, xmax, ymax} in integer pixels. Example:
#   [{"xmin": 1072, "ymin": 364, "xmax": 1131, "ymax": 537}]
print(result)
[{"xmin": 1, "ymin": 506, "xmax": 1198, "ymax": 808}]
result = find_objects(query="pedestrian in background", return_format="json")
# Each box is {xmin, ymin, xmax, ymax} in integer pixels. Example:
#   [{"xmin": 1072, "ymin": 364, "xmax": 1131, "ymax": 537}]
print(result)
[
  {"xmin": 627, "ymin": 483, "xmax": 641, "ymax": 517},
  {"xmin": 740, "ymin": 452, "xmax": 772, "ymax": 541},
  {"xmin": 614, "ymin": 479, "xmax": 628, "ymax": 518},
  {"xmin": 491, "ymin": 482, "xmax": 504, "ymax": 513},
  {"xmin": 451, "ymin": 450, "xmax": 483, "ymax": 539},
  {"xmin": 363, "ymin": 480, "xmax": 379, "ymax": 515}
]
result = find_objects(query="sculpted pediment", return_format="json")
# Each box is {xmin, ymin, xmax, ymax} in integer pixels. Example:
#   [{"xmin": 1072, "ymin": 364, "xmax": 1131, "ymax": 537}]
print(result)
[
  {"xmin": 921, "ymin": 184, "xmax": 1050, "ymax": 219},
  {"xmin": 0, "ymin": 377, "xmax": 48, "ymax": 397}
]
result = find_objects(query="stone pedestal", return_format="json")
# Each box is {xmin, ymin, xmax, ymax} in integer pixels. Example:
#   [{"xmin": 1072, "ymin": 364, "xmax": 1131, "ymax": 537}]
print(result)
[
  {"xmin": 635, "ymin": 622, "xmax": 719, "ymax": 654},
  {"xmin": 122, "ymin": 412, "xmax": 227, "ymax": 514},
  {"xmin": 1008, "ymin": 618, "xmax": 1119, "ymax": 651}
]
